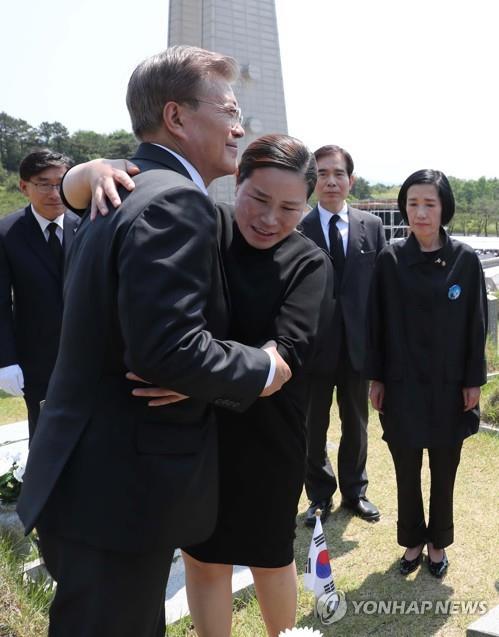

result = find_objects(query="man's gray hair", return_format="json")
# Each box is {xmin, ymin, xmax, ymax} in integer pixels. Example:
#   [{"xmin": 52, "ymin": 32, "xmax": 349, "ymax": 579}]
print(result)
[{"xmin": 126, "ymin": 45, "xmax": 239, "ymax": 139}]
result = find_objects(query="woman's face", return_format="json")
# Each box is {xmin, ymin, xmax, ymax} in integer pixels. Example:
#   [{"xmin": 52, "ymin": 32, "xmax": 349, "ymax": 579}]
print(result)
[
  {"xmin": 406, "ymin": 183, "xmax": 442, "ymax": 245},
  {"xmin": 234, "ymin": 167, "xmax": 307, "ymax": 249}
]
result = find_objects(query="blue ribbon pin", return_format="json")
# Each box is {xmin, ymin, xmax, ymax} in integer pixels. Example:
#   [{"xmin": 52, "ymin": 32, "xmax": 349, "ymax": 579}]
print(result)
[{"xmin": 448, "ymin": 284, "xmax": 461, "ymax": 300}]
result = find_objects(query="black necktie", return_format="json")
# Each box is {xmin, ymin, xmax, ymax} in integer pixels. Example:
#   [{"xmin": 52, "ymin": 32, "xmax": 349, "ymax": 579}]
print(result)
[
  {"xmin": 328, "ymin": 214, "xmax": 345, "ymax": 282},
  {"xmin": 47, "ymin": 222, "xmax": 63, "ymax": 272}
]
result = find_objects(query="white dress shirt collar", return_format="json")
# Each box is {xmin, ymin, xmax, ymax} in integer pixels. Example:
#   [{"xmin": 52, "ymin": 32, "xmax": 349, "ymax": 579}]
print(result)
[
  {"xmin": 151, "ymin": 144, "xmax": 208, "ymax": 196},
  {"xmin": 317, "ymin": 201, "xmax": 349, "ymax": 224},
  {"xmin": 31, "ymin": 206, "xmax": 65, "ymax": 238}
]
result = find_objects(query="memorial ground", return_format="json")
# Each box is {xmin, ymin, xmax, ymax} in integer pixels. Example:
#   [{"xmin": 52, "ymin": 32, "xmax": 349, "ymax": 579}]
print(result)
[{"xmin": 1, "ymin": 396, "xmax": 498, "ymax": 636}]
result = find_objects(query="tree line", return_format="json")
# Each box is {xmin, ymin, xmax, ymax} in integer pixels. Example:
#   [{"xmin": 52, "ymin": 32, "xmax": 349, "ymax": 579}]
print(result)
[{"xmin": 1, "ymin": 111, "xmax": 498, "ymax": 234}]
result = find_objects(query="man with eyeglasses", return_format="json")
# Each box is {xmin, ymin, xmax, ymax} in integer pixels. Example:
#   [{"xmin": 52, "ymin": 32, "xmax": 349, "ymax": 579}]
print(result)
[
  {"xmin": 17, "ymin": 46, "xmax": 290, "ymax": 637},
  {"xmin": 0, "ymin": 149, "xmax": 79, "ymax": 440}
]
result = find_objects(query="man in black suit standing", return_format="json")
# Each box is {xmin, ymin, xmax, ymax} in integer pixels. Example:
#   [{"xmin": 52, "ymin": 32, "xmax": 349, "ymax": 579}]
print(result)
[
  {"xmin": 17, "ymin": 46, "xmax": 290, "ymax": 637},
  {"xmin": 0, "ymin": 150, "xmax": 79, "ymax": 440},
  {"xmin": 301, "ymin": 145, "xmax": 386, "ymax": 526}
]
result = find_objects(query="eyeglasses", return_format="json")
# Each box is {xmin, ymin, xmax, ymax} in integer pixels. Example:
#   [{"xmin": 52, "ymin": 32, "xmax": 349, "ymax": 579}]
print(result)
[
  {"xmin": 28, "ymin": 181, "xmax": 62, "ymax": 193},
  {"xmin": 192, "ymin": 99, "xmax": 244, "ymax": 127}
]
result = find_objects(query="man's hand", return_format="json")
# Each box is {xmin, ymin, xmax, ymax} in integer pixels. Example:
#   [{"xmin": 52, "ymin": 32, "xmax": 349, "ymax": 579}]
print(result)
[
  {"xmin": 369, "ymin": 380, "xmax": 384, "ymax": 413},
  {"xmin": 0, "ymin": 364, "xmax": 24, "ymax": 396},
  {"xmin": 259, "ymin": 346, "xmax": 292, "ymax": 397},
  {"xmin": 126, "ymin": 372, "xmax": 188, "ymax": 407},
  {"xmin": 463, "ymin": 386, "xmax": 480, "ymax": 411}
]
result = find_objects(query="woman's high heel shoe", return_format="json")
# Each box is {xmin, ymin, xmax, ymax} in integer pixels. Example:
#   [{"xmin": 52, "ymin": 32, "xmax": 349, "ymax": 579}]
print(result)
[{"xmin": 399, "ymin": 547, "xmax": 424, "ymax": 575}]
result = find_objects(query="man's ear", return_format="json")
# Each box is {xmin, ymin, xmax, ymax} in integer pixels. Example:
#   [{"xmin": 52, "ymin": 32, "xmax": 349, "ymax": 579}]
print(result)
[
  {"xmin": 349, "ymin": 174, "xmax": 356, "ymax": 190},
  {"xmin": 19, "ymin": 179, "xmax": 29, "ymax": 197},
  {"xmin": 162, "ymin": 101, "xmax": 189, "ymax": 139}
]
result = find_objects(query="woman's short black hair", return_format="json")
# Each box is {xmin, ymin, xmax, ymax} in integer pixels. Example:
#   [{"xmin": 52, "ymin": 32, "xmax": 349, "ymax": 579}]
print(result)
[
  {"xmin": 398, "ymin": 169, "xmax": 455, "ymax": 225},
  {"xmin": 237, "ymin": 134, "xmax": 317, "ymax": 199}
]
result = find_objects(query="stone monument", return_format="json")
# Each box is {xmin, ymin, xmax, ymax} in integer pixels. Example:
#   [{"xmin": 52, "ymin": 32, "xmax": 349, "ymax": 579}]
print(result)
[{"xmin": 168, "ymin": 0, "xmax": 288, "ymax": 202}]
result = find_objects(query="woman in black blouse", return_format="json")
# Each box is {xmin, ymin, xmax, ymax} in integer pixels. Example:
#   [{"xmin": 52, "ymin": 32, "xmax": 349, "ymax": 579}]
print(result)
[{"xmin": 367, "ymin": 169, "xmax": 487, "ymax": 578}]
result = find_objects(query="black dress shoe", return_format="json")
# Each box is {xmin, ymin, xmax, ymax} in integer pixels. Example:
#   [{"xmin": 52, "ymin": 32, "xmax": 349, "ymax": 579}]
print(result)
[
  {"xmin": 428, "ymin": 551, "xmax": 449, "ymax": 578},
  {"xmin": 341, "ymin": 496, "xmax": 380, "ymax": 521},
  {"xmin": 305, "ymin": 499, "xmax": 332, "ymax": 527},
  {"xmin": 399, "ymin": 548, "xmax": 424, "ymax": 575}
]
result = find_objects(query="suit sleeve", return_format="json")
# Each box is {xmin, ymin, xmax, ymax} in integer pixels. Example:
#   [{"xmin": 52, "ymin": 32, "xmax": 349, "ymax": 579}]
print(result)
[
  {"xmin": 376, "ymin": 215, "xmax": 387, "ymax": 253},
  {"xmin": 464, "ymin": 255, "xmax": 488, "ymax": 387},
  {"xmin": 117, "ymin": 186, "xmax": 270, "ymax": 410},
  {"xmin": 272, "ymin": 253, "xmax": 334, "ymax": 372},
  {"xmin": 0, "ymin": 233, "xmax": 18, "ymax": 368},
  {"xmin": 365, "ymin": 251, "xmax": 387, "ymax": 381}
]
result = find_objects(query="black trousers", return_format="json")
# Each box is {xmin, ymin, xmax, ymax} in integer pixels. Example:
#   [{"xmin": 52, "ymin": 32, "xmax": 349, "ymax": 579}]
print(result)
[
  {"xmin": 305, "ymin": 352, "xmax": 369, "ymax": 502},
  {"xmin": 38, "ymin": 529, "xmax": 174, "ymax": 637},
  {"xmin": 387, "ymin": 442, "xmax": 463, "ymax": 549}
]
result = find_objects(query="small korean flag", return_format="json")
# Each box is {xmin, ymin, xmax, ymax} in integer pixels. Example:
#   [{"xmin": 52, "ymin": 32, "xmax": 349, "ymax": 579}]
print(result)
[{"xmin": 304, "ymin": 512, "xmax": 335, "ymax": 599}]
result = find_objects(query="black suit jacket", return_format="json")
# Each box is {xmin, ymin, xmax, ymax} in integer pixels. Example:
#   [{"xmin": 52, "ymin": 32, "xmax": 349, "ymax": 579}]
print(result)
[
  {"xmin": 300, "ymin": 205, "xmax": 386, "ymax": 373},
  {"xmin": 17, "ymin": 143, "xmax": 270, "ymax": 553},
  {"xmin": 0, "ymin": 205, "xmax": 79, "ymax": 392}
]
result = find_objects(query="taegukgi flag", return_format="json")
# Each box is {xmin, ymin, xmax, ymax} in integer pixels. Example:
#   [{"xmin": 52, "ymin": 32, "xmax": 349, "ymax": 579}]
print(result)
[{"xmin": 304, "ymin": 513, "xmax": 335, "ymax": 599}]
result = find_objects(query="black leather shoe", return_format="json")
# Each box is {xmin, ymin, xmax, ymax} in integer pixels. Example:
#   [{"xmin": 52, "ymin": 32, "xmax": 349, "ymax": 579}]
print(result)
[
  {"xmin": 341, "ymin": 496, "xmax": 380, "ymax": 521},
  {"xmin": 305, "ymin": 499, "xmax": 332, "ymax": 527},
  {"xmin": 428, "ymin": 551, "xmax": 449, "ymax": 578},
  {"xmin": 399, "ymin": 548, "xmax": 424, "ymax": 575}
]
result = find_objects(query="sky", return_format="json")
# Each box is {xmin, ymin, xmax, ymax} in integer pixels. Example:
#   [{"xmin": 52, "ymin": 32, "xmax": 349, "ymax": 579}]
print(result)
[{"xmin": 1, "ymin": 0, "xmax": 498, "ymax": 184}]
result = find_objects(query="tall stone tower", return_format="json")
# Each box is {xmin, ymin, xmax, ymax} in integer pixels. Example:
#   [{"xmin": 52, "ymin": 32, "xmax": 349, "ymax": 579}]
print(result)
[{"xmin": 168, "ymin": 0, "xmax": 288, "ymax": 202}]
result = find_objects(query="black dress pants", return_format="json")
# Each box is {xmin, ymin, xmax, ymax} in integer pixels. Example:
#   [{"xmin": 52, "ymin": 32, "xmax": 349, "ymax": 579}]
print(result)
[
  {"xmin": 388, "ymin": 442, "xmax": 463, "ymax": 549},
  {"xmin": 305, "ymin": 352, "xmax": 369, "ymax": 502},
  {"xmin": 38, "ymin": 528, "xmax": 174, "ymax": 637}
]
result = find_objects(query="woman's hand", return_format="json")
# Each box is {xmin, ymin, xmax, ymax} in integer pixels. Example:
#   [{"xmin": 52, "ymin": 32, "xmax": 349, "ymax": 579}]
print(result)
[
  {"xmin": 88, "ymin": 159, "xmax": 140, "ymax": 220},
  {"xmin": 126, "ymin": 372, "xmax": 188, "ymax": 407},
  {"xmin": 369, "ymin": 380, "xmax": 385, "ymax": 413},
  {"xmin": 463, "ymin": 386, "xmax": 480, "ymax": 411}
]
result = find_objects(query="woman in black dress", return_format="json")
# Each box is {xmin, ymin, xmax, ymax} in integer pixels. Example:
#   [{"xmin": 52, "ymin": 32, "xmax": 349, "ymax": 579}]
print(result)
[
  {"xmin": 62, "ymin": 135, "xmax": 333, "ymax": 636},
  {"xmin": 367, "ymin": 169, "xmax": 487, "ymax": 578}
]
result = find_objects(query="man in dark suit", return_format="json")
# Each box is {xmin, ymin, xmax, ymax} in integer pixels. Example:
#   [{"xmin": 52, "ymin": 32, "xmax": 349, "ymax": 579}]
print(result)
[
  {"xmin": 301, "ymin": 145, "xmax": 386, "ymax": 526},
  {"xmin": 17, "ymin": 46, "xmax": 290, "ymax": 637},
  {"xmin": 0, "ymin": 150, "xmax": 79, "ymax": 440}
]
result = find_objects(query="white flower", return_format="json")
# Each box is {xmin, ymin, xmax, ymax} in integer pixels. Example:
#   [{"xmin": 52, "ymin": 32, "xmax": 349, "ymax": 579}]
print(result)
[
  {"xmin": 12, "ymin": 463, "xmax": 25, "ymax": 482},
  {"xmin": 278, "ymin": 628, "xmax": 324, "ymax": 637},
  {"xmin": 0, "ymin": 451, "xmax": 15, "ymax": 476}
]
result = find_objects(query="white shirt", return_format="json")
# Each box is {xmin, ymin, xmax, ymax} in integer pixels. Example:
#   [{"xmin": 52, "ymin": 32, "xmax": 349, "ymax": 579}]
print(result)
[
  {"xmin": 151, "ymin": 144, "xmax": 208, "ymax": 195},
  {"xmin": 31, "ymin": 206, "xmax": 64, "ymax": 244},
  {"xmin": 318, "ymin": 202, "xmax": 349, "ymax": 255},
  {"xmin": 151, "ymin": 144, "xmax": 276, "ymax": 388}
]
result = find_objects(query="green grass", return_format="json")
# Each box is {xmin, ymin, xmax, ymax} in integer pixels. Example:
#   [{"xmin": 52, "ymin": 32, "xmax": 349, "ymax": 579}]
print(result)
[
  {"xmin": 167, "ymin": 413, "xmax": 499, "ymax": 636},
  {"xmin": 1, "ymin": 410, "xmax": 498, "ymax": 636},
  {"xmin": 0, "ymin": 188, "xmax": 25, "ymax": 217},
  {"xmin": 0, "ymin": 391, "xmax": 27, "ymax": 426}
]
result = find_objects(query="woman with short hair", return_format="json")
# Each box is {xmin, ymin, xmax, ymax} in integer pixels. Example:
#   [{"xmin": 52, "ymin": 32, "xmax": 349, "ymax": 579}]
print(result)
[{"xmin": 367, "ymin": 169, "xmax": 487, "ymax": 578}]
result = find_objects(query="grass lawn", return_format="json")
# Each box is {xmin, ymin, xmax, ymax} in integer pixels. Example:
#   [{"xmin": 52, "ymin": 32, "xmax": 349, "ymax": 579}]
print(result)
[
  {"xmin": 1, "ymin": 408, "xmax": 498, "ymax": 636},
  {"xmin": 0, "ymin": 390, "xmax": 27, "ymax": 426},
  {"xmin": 168, "ymin": 413, "xmax": 499, "ymax": 636}
]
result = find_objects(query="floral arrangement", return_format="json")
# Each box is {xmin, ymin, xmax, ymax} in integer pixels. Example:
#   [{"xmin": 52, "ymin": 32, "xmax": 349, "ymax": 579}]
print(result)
[{"xmin": 0, "ymin": 449, "xmax": 27, "ymax": 503}]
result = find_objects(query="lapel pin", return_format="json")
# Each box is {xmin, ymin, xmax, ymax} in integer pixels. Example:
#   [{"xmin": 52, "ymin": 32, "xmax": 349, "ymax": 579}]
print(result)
[
  {"xmin": 434, "ymin": 257, "xmax": 446, "ymax": 267},
  {"xmin": 448, "ymin": 284, "xmax": 461, "ymax": 300}
]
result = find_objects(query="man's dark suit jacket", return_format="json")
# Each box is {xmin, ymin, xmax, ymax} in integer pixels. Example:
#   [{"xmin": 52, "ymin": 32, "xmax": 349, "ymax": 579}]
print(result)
[
  {"xmin": 300, "ymin": 205, "xmax": 386, "ymax": 373},
  {"xmin": 17, "ymin": 143, "xmax": 270, "ymax": 553},
  {"xmin": 0, "ymin": 206, "xmax": 79, "ymax": 410}
]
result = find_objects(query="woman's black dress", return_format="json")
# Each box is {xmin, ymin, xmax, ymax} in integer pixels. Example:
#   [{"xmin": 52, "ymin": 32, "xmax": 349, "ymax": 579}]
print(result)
[{"xmin": 184, "ymin": 204, "xmax": 333, "ymax": 567}]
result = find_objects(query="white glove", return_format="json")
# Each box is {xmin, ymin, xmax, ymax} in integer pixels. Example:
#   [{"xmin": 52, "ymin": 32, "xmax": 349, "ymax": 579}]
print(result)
[{"xmin": 0, "ymin": 364, "xmax": 24, "ymax": 396}]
